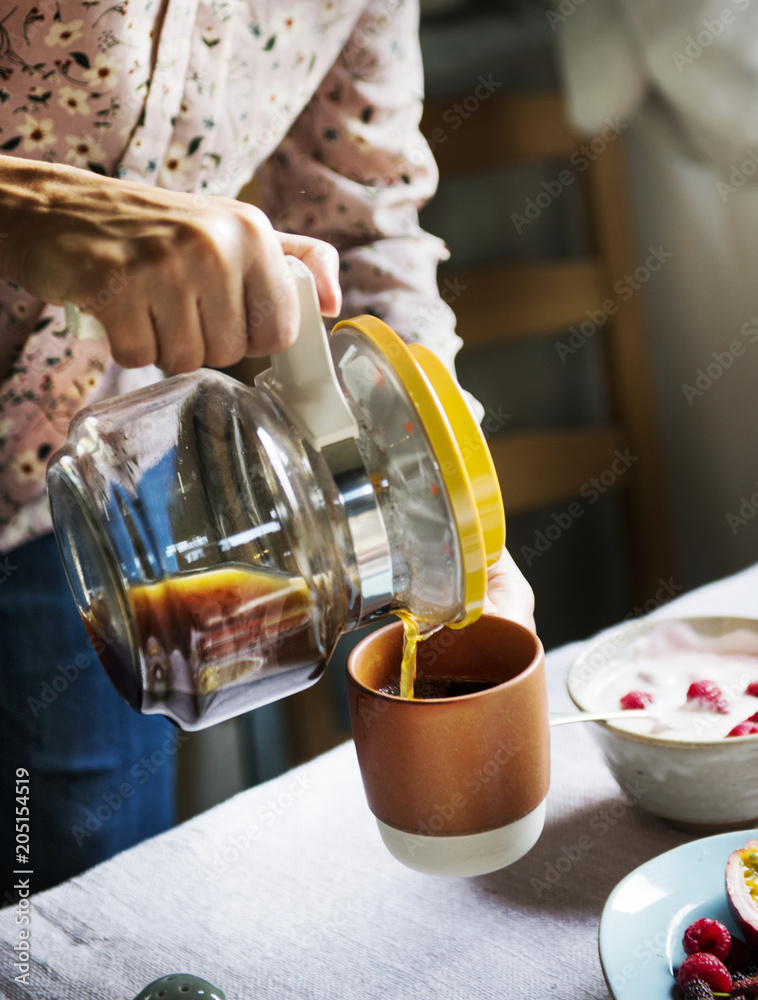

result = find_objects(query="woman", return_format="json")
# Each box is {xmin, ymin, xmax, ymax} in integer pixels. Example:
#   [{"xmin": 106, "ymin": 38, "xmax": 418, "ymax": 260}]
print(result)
[{"xmin": 0, "ymin": 0, "xmax": 534, "ymax": 899}]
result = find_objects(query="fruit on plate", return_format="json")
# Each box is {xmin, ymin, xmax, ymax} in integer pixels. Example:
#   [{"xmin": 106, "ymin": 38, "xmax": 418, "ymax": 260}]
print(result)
[
  {"xmin": 726, "ymin": 840, "xmax": 758, "ymax": 950},
  {"xmin": 677, "ymin": 953, "xmax": 732, "ymax": 993},
  {"xmin": 682, "ymin": 980, "xmax": 716, "ymax": 1000},
  {"xmin": 683, "ymin": 919, "xmax": 732, "ymax": 961},
  {"xmin": 677, "ymin": 914, "xmax": 758, "ymax": 998}
]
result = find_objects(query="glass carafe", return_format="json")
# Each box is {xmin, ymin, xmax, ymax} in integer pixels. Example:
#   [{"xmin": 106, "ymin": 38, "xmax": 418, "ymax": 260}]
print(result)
[{"xmin": 47, "ymin": 260, "xmax": 504, "ymax": 730}]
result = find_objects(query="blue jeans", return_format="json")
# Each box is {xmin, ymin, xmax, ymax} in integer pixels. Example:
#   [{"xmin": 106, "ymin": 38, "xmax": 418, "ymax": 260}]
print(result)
[{"xmin": 0, "ymin": 533, "xmax": 176, "ymax": 901}]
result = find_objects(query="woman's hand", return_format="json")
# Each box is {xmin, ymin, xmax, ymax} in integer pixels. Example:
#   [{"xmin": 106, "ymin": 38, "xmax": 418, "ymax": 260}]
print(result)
[
  {"xmin": 0, "ymin": 156, "xmax": 341, "ymax": 373},
  {"xmin": 483, "ymin": 548, "xmax": 536, "ymax": 633}
]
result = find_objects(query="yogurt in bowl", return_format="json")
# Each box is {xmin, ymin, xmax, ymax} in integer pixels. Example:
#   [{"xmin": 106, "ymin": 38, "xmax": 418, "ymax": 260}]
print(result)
[
  {"xmin": 567, "ymin": 616, "xmax": 758, "ymax": 831},
  {"xmin": 578, "ymin": 619, "xmax": 758, "ymax": 741}
]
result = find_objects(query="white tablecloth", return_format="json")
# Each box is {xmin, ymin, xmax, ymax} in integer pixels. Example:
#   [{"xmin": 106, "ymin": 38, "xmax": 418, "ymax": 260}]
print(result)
[{"xmin": 3, "ymin": 565, "xmax": 758, "ymax": 1000}]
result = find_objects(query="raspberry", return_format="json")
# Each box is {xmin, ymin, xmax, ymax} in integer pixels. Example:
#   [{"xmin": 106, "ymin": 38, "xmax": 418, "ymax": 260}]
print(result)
[
  {"xmin": 727, "ymin": 721, "xmax": 758, "ymax": 738},
  {"xmin": 746, "ymin": 682, "xmax": 758, "ymax": 697},
  {"xmin": 683, "ymin": 918, "xmax": 732, "ymax": 961},
  {"xmin": 686, "ymin": 680, "xmax": 730, "ymax": 713},
  {"xmin": 682, "ymin": 979, "xmax": 716, "ymax": 1000},
  {"xmin": 677, "ymin": 953, "xmax": 732, "ymax": 993},
  {"xmin": 620, "ymin": 690, "xmax": 654, "ymax": 710},
  {"xmin": 747, "ymin": 712, "xmax": 758, "ymax": 723}
]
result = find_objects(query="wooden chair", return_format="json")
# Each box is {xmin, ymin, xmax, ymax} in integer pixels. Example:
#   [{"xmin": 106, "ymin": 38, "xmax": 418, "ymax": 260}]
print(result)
[{"xmin": 420, "ymin": 91, "xmax": 675, "ymax": 603}]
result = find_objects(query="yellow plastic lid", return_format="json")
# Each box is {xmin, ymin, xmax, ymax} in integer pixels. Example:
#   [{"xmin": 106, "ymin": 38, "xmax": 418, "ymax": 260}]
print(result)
[{"xmin": 332, "ymin": 316, "xmax": 505, "ymax": 627}]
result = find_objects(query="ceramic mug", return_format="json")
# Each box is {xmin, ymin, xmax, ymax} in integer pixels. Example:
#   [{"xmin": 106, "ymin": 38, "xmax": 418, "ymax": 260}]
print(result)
[{"xmin": 346, "ymin": 615, "xmax": 550, "ymax": 876}]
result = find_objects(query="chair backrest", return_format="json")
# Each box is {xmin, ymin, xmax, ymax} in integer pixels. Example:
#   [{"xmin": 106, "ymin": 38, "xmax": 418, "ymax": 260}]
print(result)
[{"xmin": 420, "ymin": 92, "xmax": 674, "ymax": 603}]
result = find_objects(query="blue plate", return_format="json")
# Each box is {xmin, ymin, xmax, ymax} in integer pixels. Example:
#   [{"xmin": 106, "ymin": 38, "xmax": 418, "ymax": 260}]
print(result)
[{"xmin": 599, "ymin": 829, "xmax": 758, "ymax": 998}]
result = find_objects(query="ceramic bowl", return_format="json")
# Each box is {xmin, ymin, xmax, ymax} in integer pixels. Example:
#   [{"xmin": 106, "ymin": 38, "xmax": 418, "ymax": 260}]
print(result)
[{"xmin": 567, "ymin": 616, "xmax": 758, "ymax": 832}]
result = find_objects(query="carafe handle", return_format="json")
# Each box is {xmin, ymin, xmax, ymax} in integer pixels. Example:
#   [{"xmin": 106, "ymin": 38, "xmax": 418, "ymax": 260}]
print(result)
[
  {"xmin": 256, "ymin": 256, "xmax": 359, "ymax": 450},
  {"xmin": 64, "ymin": 301, "xmax": 107, "ymax": 340}
]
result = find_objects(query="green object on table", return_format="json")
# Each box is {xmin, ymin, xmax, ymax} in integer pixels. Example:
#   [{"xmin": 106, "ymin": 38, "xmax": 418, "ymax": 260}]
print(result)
[{"xmin": 132, "ymin": 973, "xmax": 226, "ymax": 1000}]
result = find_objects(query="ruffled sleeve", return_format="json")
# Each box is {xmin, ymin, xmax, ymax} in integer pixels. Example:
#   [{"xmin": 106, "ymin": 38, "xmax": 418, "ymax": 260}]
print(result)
[{"xmin": 256, "ymin": 0, "xmax": 463, "ymax": 375}]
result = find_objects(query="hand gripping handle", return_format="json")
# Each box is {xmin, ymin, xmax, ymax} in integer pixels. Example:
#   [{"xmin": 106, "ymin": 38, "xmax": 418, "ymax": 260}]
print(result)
[{"xmin": 65, "ymin": 256, "xmax": 358, "ymax": 450}]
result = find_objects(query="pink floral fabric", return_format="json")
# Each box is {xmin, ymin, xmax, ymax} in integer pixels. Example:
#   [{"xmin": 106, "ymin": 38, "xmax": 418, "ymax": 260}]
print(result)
[{"xmin": 0, "ymin": 0, "xmax": 458, "ymax": 551}]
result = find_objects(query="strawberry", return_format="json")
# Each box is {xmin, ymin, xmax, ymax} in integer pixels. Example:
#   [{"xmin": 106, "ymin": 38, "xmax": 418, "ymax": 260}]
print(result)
[
  {"xmin": 620, "ymin": 690, "xmax": 654, "ymax": 710},
  {"xmin": 686, "ymin": 680, "xmax": 731, "ymax": 714},
  {"xmin": 726, "ymin": 721, "xmax": 758, "ymax": 738}
]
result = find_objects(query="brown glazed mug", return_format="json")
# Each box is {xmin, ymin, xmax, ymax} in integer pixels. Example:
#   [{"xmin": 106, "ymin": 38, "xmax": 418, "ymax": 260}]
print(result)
[{"xmin": 347, "ymin": 615, "xmax": 550, "ymax": 876}]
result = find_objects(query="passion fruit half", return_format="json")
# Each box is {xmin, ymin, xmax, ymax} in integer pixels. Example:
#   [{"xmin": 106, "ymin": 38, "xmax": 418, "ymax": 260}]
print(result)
[{"xmin": 726, "ymin": 838, "xmax": 758, "ymax": 949}]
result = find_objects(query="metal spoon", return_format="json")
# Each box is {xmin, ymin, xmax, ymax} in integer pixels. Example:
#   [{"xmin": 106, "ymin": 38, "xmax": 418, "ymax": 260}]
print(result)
[{"xmin": 549, "ymin": 708, "xmax": 658, "ymax": 726}]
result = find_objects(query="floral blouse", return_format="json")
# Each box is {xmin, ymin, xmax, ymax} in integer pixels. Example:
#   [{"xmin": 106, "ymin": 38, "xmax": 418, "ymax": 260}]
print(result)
[{"xmin": 0, "ymin": 0, "xmax": 459, "ymax": 552}]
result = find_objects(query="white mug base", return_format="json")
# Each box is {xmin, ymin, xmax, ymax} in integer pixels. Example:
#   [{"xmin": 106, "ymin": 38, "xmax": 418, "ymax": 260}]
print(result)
[{"xmin": 376, "ymin": 799, "xmax": 547, "ymax": 877}]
